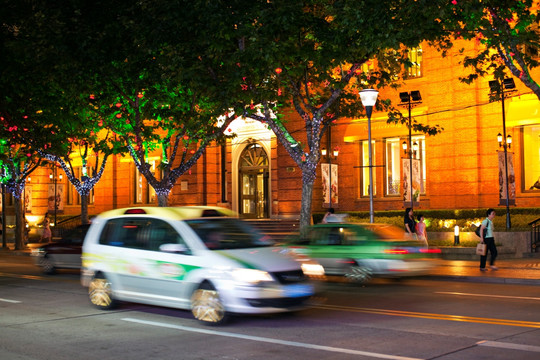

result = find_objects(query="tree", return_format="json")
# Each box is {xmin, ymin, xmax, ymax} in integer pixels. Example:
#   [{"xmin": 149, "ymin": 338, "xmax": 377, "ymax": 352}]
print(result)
[
  {"xmin": 176, "ymin": 0, "xmax": 446, "ymax": 230},
  {"xmin": 441, "ymin": 0, "xmax": 540, "ymax": 99},
  {"xmin": 33, "ymin": 0, "xmax": 241, "ymax": 207},
  {"xmin": 39, "ymin": 97, "xmax": 123, "ymax": 224},
  {"xmin": 1, "ymin": 1, "xmax": 69, "ymax": 249}
]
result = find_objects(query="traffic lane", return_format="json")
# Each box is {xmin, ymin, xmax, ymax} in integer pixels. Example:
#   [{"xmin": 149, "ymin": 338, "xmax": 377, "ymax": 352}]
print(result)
[{"xmin": 2, "ymin": 276, "xmax": 540, "ymax": 360}]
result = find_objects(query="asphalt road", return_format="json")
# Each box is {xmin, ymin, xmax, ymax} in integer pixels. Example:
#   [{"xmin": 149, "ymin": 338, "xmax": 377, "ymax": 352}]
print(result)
[{"xmin": 1, "ymin": 254, "xmax": 540, "ymax": 360}]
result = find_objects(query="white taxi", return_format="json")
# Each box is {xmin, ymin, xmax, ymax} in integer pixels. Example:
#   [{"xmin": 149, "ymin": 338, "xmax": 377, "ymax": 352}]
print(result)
[{"xmin": 81, "ymin": 206, "xmax": 323, "ymax": 324}]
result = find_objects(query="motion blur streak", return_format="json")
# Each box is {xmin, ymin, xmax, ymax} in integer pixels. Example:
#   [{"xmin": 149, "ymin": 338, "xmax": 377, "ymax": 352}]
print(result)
[{"xmin": 316, "ymin": 304, "xmax": 540, "ymax": 328}]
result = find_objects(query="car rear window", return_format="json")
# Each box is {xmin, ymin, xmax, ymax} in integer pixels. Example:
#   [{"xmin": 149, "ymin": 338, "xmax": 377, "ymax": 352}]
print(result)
[{"xmin": 185, "ymin": 218, "xmax": 274, "ymax": 250}]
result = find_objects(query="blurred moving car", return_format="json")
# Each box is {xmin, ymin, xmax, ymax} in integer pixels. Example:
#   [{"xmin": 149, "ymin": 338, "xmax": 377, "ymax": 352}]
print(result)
[
  {"xmin": 31, "ymin": 224, "xmax": 91, "ymax": 274},
  {"xmin": 81, "ymin": 206, "xmax": 323, "ymax": 325},
  {"xmin": 284, "ymin": 222, "xmax": 440, "ymax": 283}
]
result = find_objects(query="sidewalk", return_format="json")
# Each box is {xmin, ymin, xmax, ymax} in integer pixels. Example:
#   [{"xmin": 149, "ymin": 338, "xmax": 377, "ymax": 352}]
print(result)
[
  {"xmin": 2, "ymin": 243, "xmax": 539, "ymax": 286},
  {"xmin": 424, "ymin": 258, "xmax": 540, "ymax": 286}
]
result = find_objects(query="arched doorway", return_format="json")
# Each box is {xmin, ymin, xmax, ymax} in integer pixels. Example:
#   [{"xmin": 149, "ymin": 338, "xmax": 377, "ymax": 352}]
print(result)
[{"xmin": 238, "ymin": 143, "xmax": 269, "ymax": 218}]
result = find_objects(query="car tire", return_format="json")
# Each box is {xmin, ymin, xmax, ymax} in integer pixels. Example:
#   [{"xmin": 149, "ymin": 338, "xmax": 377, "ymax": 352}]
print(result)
[
  {"xmin": 190, "ymin": 282, "xmax": 227, "ymax": 325},
  {"xmin": 40, "ymin": 256, "xmax": 56, "ymax": 275},
  {"xmin": 88, "ymin": 273, "xmax": 117, "ymax": 310},
  {"xmin": 345, "ymin": 265, "xmax": 372, "ymax": 283}
]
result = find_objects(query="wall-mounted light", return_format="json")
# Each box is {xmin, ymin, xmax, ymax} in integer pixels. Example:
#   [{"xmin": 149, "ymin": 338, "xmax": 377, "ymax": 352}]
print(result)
[
  {"xmin": 333, "ymin": 147, "xmax": 339, "ymax": 157},
  {"xmin": 321, "ymin": 148, "xmax": 327, "ymax": 156}
]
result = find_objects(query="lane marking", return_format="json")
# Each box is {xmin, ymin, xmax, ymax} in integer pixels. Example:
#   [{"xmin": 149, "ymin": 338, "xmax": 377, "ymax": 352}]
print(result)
[
  {"xmin": 478, "ymin": 340, "xmax": 540, "ymax": 353},
  {"xmin": 0, "ymin": 298, "xmax": 21, "ymax": 304},
  {"xmin": 436, "ymin": 291, "xmax": 540, "ymax": 301},
  {"xmin": 0, "ymin": 272, "xmax": 47, "ymax": 281},
  {"xmin": 0, "ymin": 271, "xmax": 79, "ymax": 284},
  {"xmin": 122, "ymin": 317, "xmax": 422, "ymax": 360},
  {"xmin": 315, "ymin": 304, "xmax": 540, "ymax": 328}
]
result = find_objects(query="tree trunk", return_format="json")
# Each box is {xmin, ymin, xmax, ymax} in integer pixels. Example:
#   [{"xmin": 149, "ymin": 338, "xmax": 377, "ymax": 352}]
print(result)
[
  {"xmin": 157, "ymin": 193, "xmax": 169, "ymax": 207},
  {"xmin": 299, "ymin": 171, "xmax": 315, "ymax": 236},
  {"xmin": 14, "ymin": 197, "xmax": 24, "ymax": 250},
  {"xmin": 81, "ymin": 194, "xmax": 89, "ymax": 224}
]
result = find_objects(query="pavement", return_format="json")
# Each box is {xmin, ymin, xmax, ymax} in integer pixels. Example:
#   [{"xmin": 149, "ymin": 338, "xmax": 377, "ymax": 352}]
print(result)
[{"xmin": 1, "ymin": 243, "xmax": 540, "ymax": 286}]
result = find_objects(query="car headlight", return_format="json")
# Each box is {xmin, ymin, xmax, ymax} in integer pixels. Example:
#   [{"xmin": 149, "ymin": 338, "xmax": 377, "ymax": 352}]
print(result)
[
  {"xmin": 301, "ymin": 262, "xmax": 325, "ymax": 277},
  {"xmin": 231, "ymin": 268, "xmax": 273, "ymax": 285},
  {"xmin": 30, "ymin": 248, "xmax": 45, "ymax": 257}
]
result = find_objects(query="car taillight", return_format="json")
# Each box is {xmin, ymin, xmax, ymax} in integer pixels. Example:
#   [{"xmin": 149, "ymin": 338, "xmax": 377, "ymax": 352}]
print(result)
[
  {"xmin": 384, "ymin": 248, "xmax": 409, "ymax": 255},
  {"xmin": 420, "ymin": 248, "xmax": 442, "ymax": 254}
]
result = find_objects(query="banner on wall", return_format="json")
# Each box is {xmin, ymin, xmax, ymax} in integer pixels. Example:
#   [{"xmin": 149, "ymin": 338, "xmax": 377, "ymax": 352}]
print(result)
[
  {"xmin": 498, "ymin": 151, "xmax": 516, "ymax": 205},
  {"xmin": 24, "ymin": 186, "xmax": 32, "ymax": 213},
  {"xmin": 48, "ymin": 184, "xmax": 64, "ymax": 211},
  {"xmin": 321, "ymin": 163, "xmax": 338, "ymax": 207},
  {"xmin": 402, "ymin": 158, "xmax": 421, "ymax": 204}
]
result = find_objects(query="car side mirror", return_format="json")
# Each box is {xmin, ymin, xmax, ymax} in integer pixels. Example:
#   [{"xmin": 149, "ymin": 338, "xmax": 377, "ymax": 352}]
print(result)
[{"xmin": 159, "ymin": 243, "xmax": 190, "ymax": 254}]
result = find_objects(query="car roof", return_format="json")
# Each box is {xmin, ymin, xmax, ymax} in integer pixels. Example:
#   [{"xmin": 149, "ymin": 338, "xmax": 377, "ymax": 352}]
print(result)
[{"xmin": 96, "ymin": 206, "xmax": 237, "ymax": 221}]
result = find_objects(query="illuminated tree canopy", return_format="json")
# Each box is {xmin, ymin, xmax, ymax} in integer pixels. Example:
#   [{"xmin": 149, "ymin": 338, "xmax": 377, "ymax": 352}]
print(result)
[
  {"xmin": 172, "ymin": 0, "xmax": 448, "ymax": 229},
  {"xmin": 440, "ymin": 0, "xmax": 540, "ymax": 99}
]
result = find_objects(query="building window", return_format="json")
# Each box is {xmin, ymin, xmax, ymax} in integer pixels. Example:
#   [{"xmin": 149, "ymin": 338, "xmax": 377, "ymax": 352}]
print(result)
[
  {"xmin": 134, "ymin": 164, "xmax": 157, "ymax": 204},
  {"xmin": 385, "ymin": 138, "xmax": 401, "ymax": 196},
  {"xmin": 358, "ymin": 140, "xmax": 376, "ymax": 197},
  {"xmin": 406, "ymin": 47, "xmax": 423, "ymax": 78},
  {"xmin": 412, "ymin": 136, "xmax": 426, "ymax": 193},
  {"xmin": 387, "ymin": 136, "xmax": 426, "ymax": 196},
  {"xmin": 404, "ymin": 136, "xmax": 426, "ymax": 194},
  {"xmin": 523, "ymin": 125, "xmax": 540, "ymax": 191}
]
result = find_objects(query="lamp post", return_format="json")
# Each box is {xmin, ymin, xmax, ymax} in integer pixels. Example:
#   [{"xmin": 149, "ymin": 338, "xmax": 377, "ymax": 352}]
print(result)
[
  {"xmin": 399, "ymin": 91, "xmax": 422, "ymax": 209},
  {"xmin": 359, "ymin": 89, "xmax": 379, "ymax": 223},
  {"xmin": 489, "ymin": 78, "xmax": 515, "ymax": 229}
]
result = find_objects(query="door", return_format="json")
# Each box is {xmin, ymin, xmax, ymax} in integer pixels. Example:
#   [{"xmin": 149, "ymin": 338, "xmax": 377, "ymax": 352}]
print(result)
[{"xmin": 239, "ymin": 143, "xmax": 269, "ymax": 219}]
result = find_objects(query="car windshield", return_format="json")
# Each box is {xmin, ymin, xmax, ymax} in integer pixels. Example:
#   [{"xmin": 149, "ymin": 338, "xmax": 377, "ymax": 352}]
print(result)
[{"xmin": 185, "ymin": 218, "xmax": 275, "ymax": 250}]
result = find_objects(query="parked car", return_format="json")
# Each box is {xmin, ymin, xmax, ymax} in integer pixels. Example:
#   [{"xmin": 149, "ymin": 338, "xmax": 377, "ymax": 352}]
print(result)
[
  {"xmin": 31, "ymin": 224, "xmax": 91, "ymax": 274},
  {"xmin": 284, "ymin": 222, "xmax": 440, "ymax": 283},
  {"xmin": 81, "ymin": 206, "xmax": 323, "ymax": 325}
]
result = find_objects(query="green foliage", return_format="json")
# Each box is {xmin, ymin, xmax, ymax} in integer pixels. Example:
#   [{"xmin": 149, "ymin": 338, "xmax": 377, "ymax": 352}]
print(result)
[
  {"xmin": 319, "ymin": 208, "xmax": 540, "ymax": 231},
  {"xmin": 438, "ymin": 0, "xmax": 540, "ymax": 99}
]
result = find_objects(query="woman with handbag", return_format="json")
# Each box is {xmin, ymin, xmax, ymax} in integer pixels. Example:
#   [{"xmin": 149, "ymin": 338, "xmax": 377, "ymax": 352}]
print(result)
[{"xmin": 479, "ymin": 208, "xmax": 497, "ymax": 271}]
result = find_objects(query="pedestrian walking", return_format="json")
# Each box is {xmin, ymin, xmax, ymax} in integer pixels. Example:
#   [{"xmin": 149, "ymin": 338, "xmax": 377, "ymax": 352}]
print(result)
[
  {"xmin": 416, "ymin": 214, "xmax": 428, "ymax": 247},
  {"xmin": 40, "ymin": 213, "xmax": 52, "ymax": 243},
  {"xmin": 321, "ymin": 208, "xmax": 335, "ymax": 224},
  {"xmin": 404, "ymin": 208, "xmax": 416, "ymax": 239},
  {"xmin": 479, "ymin": 208, "xmax": 498, "ymax": 271}
]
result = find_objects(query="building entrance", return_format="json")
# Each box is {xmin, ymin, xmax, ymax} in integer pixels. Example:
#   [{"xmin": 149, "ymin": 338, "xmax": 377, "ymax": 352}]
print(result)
[{"xmin": 238, "ymin": 143, "xmax": 269, "ymax": 218}]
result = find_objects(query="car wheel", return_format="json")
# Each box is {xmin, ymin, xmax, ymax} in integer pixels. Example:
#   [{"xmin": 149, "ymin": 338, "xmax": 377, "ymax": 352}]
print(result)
[
  {"xmin": 345, "ymin": 265, "xmax": 372, "ymax": 283},
  {"xmin": 88, "ymin": 274, "xmax": 116, "ymax": 310},
  {"xmin": 40, "ymin": 256, "xmax": 56, "ymax": 275},
  {"xmin": 190, "ymin": 282, "xmax": 227, "ymax": 325}
]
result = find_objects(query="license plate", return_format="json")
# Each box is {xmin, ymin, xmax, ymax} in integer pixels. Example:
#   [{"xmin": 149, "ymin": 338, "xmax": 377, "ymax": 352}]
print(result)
[{"xmin": 284, "ymin": 284, "xmax": 313, "ymax": 298}]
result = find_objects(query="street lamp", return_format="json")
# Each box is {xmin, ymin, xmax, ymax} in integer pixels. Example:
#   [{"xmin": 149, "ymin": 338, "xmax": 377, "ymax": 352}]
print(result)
[
  {"xmin": 399, "ymin": 90, "xmax": 422, "ymax": 209},
  {"xmin": 489, "ymin": 78, "xmax": 516, "ymax": 229},
  {"xmin": 359, "ymin": 89, "xmax": 379, "ymax": 223}
]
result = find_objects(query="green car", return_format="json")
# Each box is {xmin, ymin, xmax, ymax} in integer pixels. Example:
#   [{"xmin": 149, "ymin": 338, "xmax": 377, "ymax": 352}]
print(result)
[{"xmin": 285, "ymin": 223, "xmax": 440, "ymax": 283}]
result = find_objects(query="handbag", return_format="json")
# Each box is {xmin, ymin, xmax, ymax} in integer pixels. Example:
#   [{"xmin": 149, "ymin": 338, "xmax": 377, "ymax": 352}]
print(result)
[
  {"xmin": 474, "ymin": 222, "xmax": 488, "ymax": 238},
  {"xmin": 476, "ymin": 243, "xmax": 487, "ymax": 256}
]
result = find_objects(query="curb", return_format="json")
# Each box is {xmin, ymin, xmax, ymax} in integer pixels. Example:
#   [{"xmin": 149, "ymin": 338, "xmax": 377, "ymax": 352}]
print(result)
[{"xmin": 423, "ymin": 274, "xmax": 540, "ymax": 286}]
